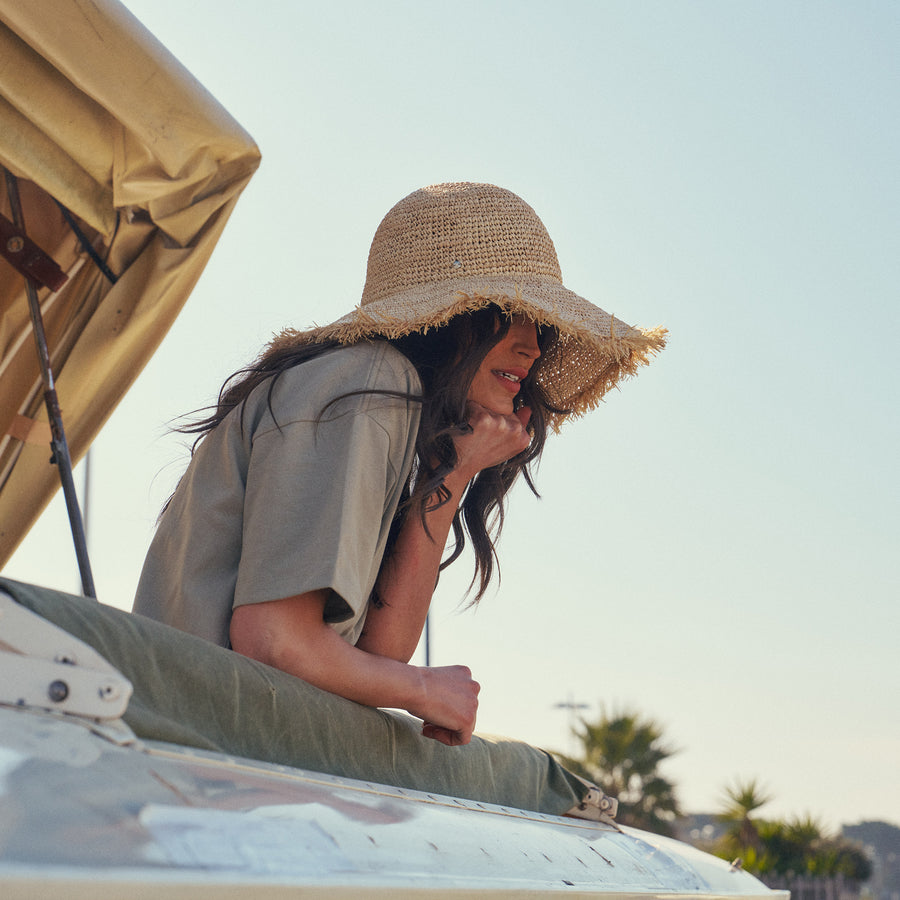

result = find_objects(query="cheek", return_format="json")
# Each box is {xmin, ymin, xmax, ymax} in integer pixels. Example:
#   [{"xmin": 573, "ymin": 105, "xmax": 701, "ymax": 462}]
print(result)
[
  {"xmin": 466, "ymin": 370, "xmax": 487, "ymax": 401},
  {"xmin": 469, "ymin": 357, "xmax": 492, "ymax": 390}
]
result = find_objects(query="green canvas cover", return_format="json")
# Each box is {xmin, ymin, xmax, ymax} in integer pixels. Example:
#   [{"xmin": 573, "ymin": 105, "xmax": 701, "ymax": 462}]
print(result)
[{"xmin": 1, "ymin": 577, "xmax": 591, "ymax": 816}]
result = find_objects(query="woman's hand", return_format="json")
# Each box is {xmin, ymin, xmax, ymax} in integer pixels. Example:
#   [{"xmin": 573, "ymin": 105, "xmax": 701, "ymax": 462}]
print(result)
[
  {"xmin": 451, "ymin": 402, "xmax": 532, "ymax": 481},
  {"xmin": 411, "ymin": 665, "xmax": 481, "ymax": 746}
]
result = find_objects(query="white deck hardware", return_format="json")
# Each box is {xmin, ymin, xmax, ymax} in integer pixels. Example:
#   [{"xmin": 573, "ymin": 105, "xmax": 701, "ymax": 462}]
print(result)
[{"xmin": 0, "ymin": 591, "xmax": 132, "ymax": 719}]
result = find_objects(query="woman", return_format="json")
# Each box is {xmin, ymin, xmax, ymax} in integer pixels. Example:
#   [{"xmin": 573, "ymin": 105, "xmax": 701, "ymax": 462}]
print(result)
[{"xmin": 133, "ymin": 182, "xmax": 666, "ymax": 748}]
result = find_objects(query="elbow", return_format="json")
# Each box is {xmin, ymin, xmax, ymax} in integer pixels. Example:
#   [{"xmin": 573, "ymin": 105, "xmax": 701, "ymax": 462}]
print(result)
[
  {"xmin": 355, "ymin": 628, "xmax": 415, "ymax": 664},
  {"xmin": 229, "ymin": 591, "xmax": 332, "ymax": 677},
  {"xmin": 229, "ymin": 604, "xmax": 302, "ymax": 673},
  {"xmin": 230, "ymin": 612, "xmax": 277, "ymax": 668}
]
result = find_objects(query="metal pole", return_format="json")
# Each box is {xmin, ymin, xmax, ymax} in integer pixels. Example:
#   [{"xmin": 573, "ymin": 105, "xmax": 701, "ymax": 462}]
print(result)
[
  {"xmin": 4, "ymin": 169, "xmax": 96, "ymax": 598},
  {"xmin": 553, "ymin": 694, "xmax": 589, "ymax": 757},
  {"xmin": 82, "ymin": 448, "xmax": 92, "ymax": 550}
]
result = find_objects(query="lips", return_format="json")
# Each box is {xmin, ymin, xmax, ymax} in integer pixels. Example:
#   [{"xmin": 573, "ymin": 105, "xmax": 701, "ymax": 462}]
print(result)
[{"xmin": 492, "ymin": 367, "xmax": 528, "ymax": 393}]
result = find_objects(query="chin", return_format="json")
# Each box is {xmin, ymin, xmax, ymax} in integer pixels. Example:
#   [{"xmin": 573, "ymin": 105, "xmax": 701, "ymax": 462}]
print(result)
[{"xmin": 469, "ymin": 390, "xmax": 515, "ymax": 416}]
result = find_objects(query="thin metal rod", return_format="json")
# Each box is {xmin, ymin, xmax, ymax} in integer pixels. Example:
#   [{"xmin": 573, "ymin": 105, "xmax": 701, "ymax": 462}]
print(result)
[
  {"xmin": 4, "ymin": 169, "xmax": 96, "ymax": 598},
  {"xmin": 82, "ymin": 448, "xmax": 92, "ymax": 549}
]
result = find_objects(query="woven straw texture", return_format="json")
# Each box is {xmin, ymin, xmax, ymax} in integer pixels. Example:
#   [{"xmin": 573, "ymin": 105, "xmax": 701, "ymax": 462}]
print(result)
[{"xmin": 272, "ymin": 183, "xmax": 666, "ymax": 428}]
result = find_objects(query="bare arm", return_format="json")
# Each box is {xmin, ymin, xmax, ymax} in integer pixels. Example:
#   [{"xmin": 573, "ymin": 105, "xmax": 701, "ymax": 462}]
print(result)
[
  {"xmin": 353, "ymin": 466, "xmax": 469, "ymax": 663},
  {"xmin": 230, "ymin": 591, "xmax": 480, "ymax": 745},
  {"xmin": 355, "ymin": 403, "xmax": 532, "ymax": 663}
]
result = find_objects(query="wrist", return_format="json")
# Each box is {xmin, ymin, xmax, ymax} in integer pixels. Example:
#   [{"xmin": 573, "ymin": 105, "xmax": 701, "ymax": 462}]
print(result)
[
  {"xmin": 404, "ymin": 664, "xmax": 430, "ymax": 719},
  {"xmin": 442, "ymin": 467, "xmax": 472, "ymax": 501}
]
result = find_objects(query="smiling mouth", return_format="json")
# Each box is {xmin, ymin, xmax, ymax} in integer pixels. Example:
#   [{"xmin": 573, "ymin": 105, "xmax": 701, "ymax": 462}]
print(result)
[{"xmin": 492, "ymin": 370, "xmax": 526, "ymax": 395}]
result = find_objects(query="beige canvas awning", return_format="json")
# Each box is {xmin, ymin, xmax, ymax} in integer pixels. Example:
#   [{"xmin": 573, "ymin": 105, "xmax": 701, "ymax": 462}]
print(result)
[{"xmin": 0, "ymin": 0, "xmax": 260, "ymax": 567}]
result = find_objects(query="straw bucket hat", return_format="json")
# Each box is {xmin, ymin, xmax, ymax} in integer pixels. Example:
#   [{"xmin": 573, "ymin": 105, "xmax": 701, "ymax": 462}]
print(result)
[{"xmin": 272, "ymin": 182, "xmax": 666, "ymax": 429}]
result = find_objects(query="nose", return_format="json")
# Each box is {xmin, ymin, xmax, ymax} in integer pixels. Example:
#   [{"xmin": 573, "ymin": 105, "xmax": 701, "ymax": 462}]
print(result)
[{"xmin": 514, "ymin": 323, "xmax": 541, "ymax": 361}]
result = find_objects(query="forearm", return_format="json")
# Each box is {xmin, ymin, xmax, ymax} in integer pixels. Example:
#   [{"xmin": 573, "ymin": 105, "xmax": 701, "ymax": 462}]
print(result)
[
  {"xmin": 230, "ymin": 596, "xmax": 479, "ymax": 743},
  {"xmin": 358, "ymin": 468, "xmax": 471, "ymax": 662},
  {"xmin": 231, "ymin": 594, "xmax": 423, "ymax": 710},
  {"xmin": 278, "ymin": 619, "xmax": 425, "ymax": 710}
]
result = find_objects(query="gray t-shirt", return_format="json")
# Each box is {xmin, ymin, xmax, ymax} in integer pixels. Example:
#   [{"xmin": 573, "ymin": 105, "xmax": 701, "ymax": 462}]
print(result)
[{"xmin": 133, "ymin": 341, "xmax": 422, "ymax": 647}]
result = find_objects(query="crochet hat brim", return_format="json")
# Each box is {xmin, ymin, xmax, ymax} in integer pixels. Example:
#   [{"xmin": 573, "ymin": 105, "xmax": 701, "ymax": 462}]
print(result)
[{"xmin": 270, "ymin": 272, "xmax": 667, "ymax": 431}]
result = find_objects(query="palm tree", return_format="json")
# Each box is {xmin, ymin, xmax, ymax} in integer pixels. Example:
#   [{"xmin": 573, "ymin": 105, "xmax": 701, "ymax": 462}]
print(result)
[
  {"xmin": 780, "ymin": 816, "xmax": 871, "ymax": 881},
  {"xmin": 717, "ymin": 777, "xmax": 772, "ymax": 862},
  {"xmin": 555, "ymin": 709, "xmax": 681, "ymax": 836},
  {"xmin": 808, "ymin": 834, "xmax": 872, "ymax": 882},
  {"xmin": 714, "ymin": 787, "xmax": 872, "ymax": 883}
]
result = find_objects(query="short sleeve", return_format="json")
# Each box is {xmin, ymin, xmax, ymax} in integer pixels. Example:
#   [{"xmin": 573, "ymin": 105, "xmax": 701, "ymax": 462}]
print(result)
[{"xmin": 233, "ymin": 344, "xmax": 420, "ymax": 636}]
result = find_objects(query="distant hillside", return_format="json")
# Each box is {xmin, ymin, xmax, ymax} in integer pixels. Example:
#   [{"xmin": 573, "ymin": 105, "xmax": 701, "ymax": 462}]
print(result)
[{"xmin": 842, "ymin": 821, "xmax": 900, "ymax": 900}]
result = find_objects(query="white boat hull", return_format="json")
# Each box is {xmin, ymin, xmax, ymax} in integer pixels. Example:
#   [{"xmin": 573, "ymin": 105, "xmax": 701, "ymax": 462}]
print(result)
[{"xmin": 0, "ymin": 707, "xmax": 783, "ymax": 899}]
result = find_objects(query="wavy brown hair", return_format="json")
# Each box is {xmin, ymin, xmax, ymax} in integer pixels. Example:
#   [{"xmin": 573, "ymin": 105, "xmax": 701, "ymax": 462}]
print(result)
[{"xmin": 174, "ymin": 307, "xmax": 566, "ymax": 603}]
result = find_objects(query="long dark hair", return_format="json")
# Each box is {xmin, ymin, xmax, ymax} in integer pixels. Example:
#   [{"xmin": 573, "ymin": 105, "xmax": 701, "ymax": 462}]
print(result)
[{"xmin": 174, "ymin": 307, "xmax": 566, "ymax": 603}]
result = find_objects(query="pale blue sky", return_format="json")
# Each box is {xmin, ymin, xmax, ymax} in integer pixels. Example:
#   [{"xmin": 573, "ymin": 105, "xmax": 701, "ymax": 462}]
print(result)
[{"xmin": 7, "ymin": 1, "xmax": 898, "ymax": 829}]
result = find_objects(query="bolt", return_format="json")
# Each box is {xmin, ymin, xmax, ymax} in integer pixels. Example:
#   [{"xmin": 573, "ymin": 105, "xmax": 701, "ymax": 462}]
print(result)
[{"xmin": 48, "ymin": 680, "xmax": 69, "ymax": 702}]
